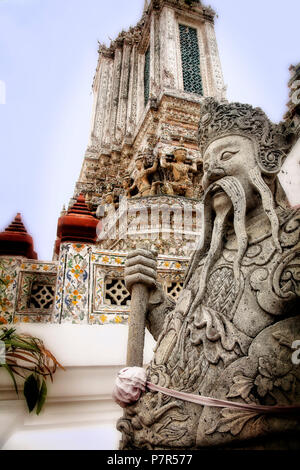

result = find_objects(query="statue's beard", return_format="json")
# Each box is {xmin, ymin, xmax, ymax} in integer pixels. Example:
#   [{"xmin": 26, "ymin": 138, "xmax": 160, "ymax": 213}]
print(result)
[{"xmin": 185, "ymin": 171, "xmax": 281, "ymax": 314}]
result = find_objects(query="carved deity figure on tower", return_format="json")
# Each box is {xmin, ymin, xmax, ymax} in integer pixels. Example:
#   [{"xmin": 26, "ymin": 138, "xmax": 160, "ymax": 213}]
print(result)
[
  {"xmin": 130, "ymin": 154, "xmax": 159, "ymax": 197},
  {"xmin": 122, "ymin": 175, "xmax": 133, "ymax": 199},
  {"xmin": 116, "ymin": 98, "xmax": 300, "ymax": 450},
  {"xmin": 160, "ymin": 148, "xmax": 198, "ymax": 198},
  {"xmin": 96, "ymin": 191, "xmax": 118, "ymax": 219}
]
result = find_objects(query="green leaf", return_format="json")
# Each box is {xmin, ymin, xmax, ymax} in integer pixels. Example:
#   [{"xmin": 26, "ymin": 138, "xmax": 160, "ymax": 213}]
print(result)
[
  {"xmin": 24, "ymin": 374, "xmax": 40, "ymax": 412},
  {"xmin": 0, "ymin": 327, "xmax": 15, "ymax": 341},
  {"xmin": 6, "ymin": 339, "xmax": 38, "ymax": 351},
  {"xmin": 2, "ymin": 363, "xmax": 19, "ymax": 395},
  {"xmin": 36, "ymin": 380, "xmax": 47, "ymax": 415}
]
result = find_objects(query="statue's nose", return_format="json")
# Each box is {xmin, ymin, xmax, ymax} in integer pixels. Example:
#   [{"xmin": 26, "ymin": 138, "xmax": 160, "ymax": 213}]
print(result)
[{"xmin": 202, "ymin": 168, "xmax": 226, "ymax": 190}]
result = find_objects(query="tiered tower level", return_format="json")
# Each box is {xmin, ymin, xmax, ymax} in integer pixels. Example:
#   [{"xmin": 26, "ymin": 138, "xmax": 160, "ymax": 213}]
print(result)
[
  {"xmin": 75, "ymin": 0, "xmax": 224, "ymax": 206},
  {"xmin": 70, "ymin": 0, "xmax": 225, "ymax": 259},
  {"xmin": 75, "ymin": 0, "xmax": 224, "ymax": 204}
]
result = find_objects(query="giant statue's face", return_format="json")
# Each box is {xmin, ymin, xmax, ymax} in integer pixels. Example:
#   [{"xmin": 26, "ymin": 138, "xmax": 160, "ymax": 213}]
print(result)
[{"xmin": 202, "ymin": 135, "xmax": 258, "ymax": 213}]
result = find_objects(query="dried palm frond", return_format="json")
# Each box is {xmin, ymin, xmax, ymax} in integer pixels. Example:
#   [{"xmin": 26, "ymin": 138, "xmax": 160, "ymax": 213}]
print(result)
[{"xmin": 0, "ymin": 326, "xmax": 64, "ymax": 414}]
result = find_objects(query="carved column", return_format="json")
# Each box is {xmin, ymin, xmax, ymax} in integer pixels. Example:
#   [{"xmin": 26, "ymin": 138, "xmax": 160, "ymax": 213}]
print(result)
[
  {"xmin": 101, "ymin": 57, "xmax": 114, "ymax": 149},
  {"xmin": 159, "ymin": 7, "xmax": 180, "ymax": 90},
  {"xmin": 116, "ymin": 42, "xmax": 132, "ymax": 144},
  {"xmin": 92, "ymin": 55, "xmax": 114, "ymax": 145},
  {"xmin": 126, "ymin": 45, "xmax": 139, "ymax": 137},
  {"xmin": 204, "ymin": 21, "xmax": 225, "ymax": 99},
  {"xmin": 109, "ymin": 47, "xmax": 123, "ymax": 146},
  {"xmin": 136, "ymin": 52, "xmax": 145, "ymax": 125},
  {"xmin": 150, "ymin": 13, "xmax": 160, "ymax": 100}
]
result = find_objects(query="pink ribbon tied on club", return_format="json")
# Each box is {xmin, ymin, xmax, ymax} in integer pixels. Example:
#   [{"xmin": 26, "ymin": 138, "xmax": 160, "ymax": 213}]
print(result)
[
  {"xmin": 113, "ymin": 367, "xmax": 300, "ymax": 414},
  {"xmin": 112, "ymin": 367, "xmax": 147, "ymax": 408}
]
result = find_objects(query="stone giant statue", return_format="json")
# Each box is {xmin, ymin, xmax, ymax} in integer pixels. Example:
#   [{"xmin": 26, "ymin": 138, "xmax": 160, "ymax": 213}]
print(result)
[{"xmin": 117, "ymin": 99, "xmax": 300, "ymax": 450}]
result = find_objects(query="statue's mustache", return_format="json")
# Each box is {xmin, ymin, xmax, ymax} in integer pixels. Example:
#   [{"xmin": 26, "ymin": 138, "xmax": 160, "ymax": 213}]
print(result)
[{"xmin": 203, "ymin": 177, "xmax": 242, "ymax": 203}]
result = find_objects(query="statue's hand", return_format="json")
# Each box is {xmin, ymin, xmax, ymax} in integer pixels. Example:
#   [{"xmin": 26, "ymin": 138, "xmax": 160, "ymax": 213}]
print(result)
[{"xmin": 125, "ymin": 249, "xmax": 158, "ymax": 293}]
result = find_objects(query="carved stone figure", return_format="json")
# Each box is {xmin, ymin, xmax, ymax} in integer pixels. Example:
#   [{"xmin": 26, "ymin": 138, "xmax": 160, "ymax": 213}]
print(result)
[
  {"xmin": 160, "ymin": 148, "xmax": 198, "ymax": 198},
  {"xmin": 122, "ymin": 176, "xmax": 133, "ymax": 199},
  {"xmin": 96, "ymin": 192, "xmax": 118, "ymax": 219},
  {"xmin": 130, "ymin": 155, "xmax": 159, "ymax": 197},
  {"xmin": 117, "ymin": 98, "xmax": 300, "ymax": 450}
]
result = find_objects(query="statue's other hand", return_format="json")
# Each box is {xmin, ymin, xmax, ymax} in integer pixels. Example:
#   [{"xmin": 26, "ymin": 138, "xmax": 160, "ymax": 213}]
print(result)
[{"xmin": 125, "ymin": 249, "xmax": 157, "ymax": 293}]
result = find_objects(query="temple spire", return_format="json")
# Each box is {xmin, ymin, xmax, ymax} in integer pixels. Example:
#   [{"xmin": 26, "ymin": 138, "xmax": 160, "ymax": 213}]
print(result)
[
  {"xmin": 143, "ymin": 0, "xmax": 148, "ymax": 13},
  {"xmin": 54, "ymin": 194, "xmax": 99, "ymax": 257},
  {"xmin": 0, "ymin": 213, "xmax": 37, "ymax": 259}
]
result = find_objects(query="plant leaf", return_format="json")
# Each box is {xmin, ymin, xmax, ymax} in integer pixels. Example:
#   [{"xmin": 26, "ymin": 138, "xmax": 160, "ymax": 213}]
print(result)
[
  {"xmin": 24, "ymin": 374, "xmax": 40, "ymax": 412},
  {"xmin": 5, "ymin": 352, "xmax": 39, "ymax": 366},
  {"xmin": 0, "ymin": 327, "xmax": 16, "ymax": 341},
  {"xmin": 7, "ymin": 339, "xmax": 37, "ymax": 351},
  {"xmin": 9, "ymin": 366, "xmax": 27, "ymax": 380},
  {"xmin": 36, "ymin": 380, "xmax": 47, "ymax": 415},
  {"xmin": 2, "ymin": 363, "xmax": 19, "ymax": 395},
  {"xmin": 41, "ymin": 348, "xmax": 65, "ymax": 370}
]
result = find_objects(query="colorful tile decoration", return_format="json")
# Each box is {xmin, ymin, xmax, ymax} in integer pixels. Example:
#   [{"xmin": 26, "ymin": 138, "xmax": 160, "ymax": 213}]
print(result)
[
  {"xmin": 16, "ymin": 272, "xmax": 56, "ymax": 314},
  {"xmin": 0, "ymin": 257, "xmax": 21, "ymax": 324},
  {"xmin": 54, "ymin": 243, "xmax": 91, "ymax": 324},
  {"xmin": 0, "ymin": 246, "xmax": 189, "ymax": 326},
  {"xmin": 88, "ymin": 249, "xmax": 188, "ymax": 325},
  {"xmin": 14, "ymin": 313, "xmax": 53, "ymax": 324},
  {"xmin": 20, "ymin": 261, "xmax": 57, "ymax": 273},
  {"xmin": 52, "ymin": 243, "xmax": 68, "ymax": 323},
  {"xmin": 0, "ymin": 257, "xmax": 58, "ymax": 325},
  {"xmin": 17, "ymin": 261, "xmax": 58, "ymax": 323}
]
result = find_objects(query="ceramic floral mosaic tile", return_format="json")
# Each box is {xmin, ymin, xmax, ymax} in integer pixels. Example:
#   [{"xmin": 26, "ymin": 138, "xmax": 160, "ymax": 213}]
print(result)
[
  {"xmin": 0, "ymin": 247, "xmax": 189, "ymax": 326},
  {"xmin": 91, "ymin": 255, "xmax": 130, "ymax": 315},
  {"xmin": 88, "ymin": 249, "xmax": 189, "ymax": 325},
  {"xmin": 91, "ymin": 252, "xmax": 127, "ymax": 266},
  {"xmin": 53, "ymin": 243, "xmax": 68, "ymax": 323},
  {"xmin": 14, "ymin": 314, "xmax": 52, "ymax": 324},
  {"xmin": 16, "ymin": 272, "xmax": 57, "ymax": 314},
  {"xmin": 89, "ymin": 313, "xmax": 128, "ymax": 325},
  {"xmin": 54, "ymin": 243, "xmax": 91, "ymax": 324},
  {"xmin": 20, "ymin": 261, "xmax": 57, "ymax": 273},
  {"xmin": 0, "ymin": 257, "xmax": 21, "ymax": 324},
  {"xmin": 157, "ymin": 257, "xmax": 188, "ymax": 271},
  {"xmin": 14, "ymin": 260, "xmax": 58, "ymax": 323}
]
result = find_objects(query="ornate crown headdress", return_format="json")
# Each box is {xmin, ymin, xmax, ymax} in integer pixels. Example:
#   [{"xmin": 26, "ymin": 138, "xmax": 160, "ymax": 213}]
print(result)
[
  {"xmin": 198, "ymin": 98, "xmax": 289, "ymax": 175},
  {"xmin": 135, "ymin": 153, "xmax": 145, "ymax": 162}
]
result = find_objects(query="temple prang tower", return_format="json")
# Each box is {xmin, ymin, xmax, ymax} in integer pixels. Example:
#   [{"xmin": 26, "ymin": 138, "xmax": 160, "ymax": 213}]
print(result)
[
  {"xmin": 53, "ymin": 0, "xmax": 226, "ymax": 325},
  {"xmin": 74, "ymin": 0, "xmax": 225, "ymax": 213}
]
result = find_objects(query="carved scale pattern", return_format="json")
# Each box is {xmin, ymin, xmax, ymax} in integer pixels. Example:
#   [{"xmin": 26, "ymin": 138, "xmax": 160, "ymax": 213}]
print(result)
[{"xmin": 202, "ymin": 267, "xmax": 240, "ymax": 319}]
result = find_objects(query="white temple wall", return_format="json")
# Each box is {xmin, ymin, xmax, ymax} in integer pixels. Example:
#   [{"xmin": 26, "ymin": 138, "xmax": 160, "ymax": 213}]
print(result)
[{"xmin": 0, "ymin": 324, "xmax": 156, "ymax": 450}]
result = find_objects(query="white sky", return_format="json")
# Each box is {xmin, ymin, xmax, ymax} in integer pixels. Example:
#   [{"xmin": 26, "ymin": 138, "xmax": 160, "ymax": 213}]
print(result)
[{"xmin": 0, "ymin": 0, "xmax": 299, "ymax": 260}]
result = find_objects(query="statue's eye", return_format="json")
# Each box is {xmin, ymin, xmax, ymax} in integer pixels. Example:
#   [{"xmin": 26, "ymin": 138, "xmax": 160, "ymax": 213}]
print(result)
[
  {"xmin": 221, "ymin": 150, "xmax": 238, "ymax": 161},
  {"xmin": 203, "ymin": 163, "xmax": 210, "ymax": 172}
]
